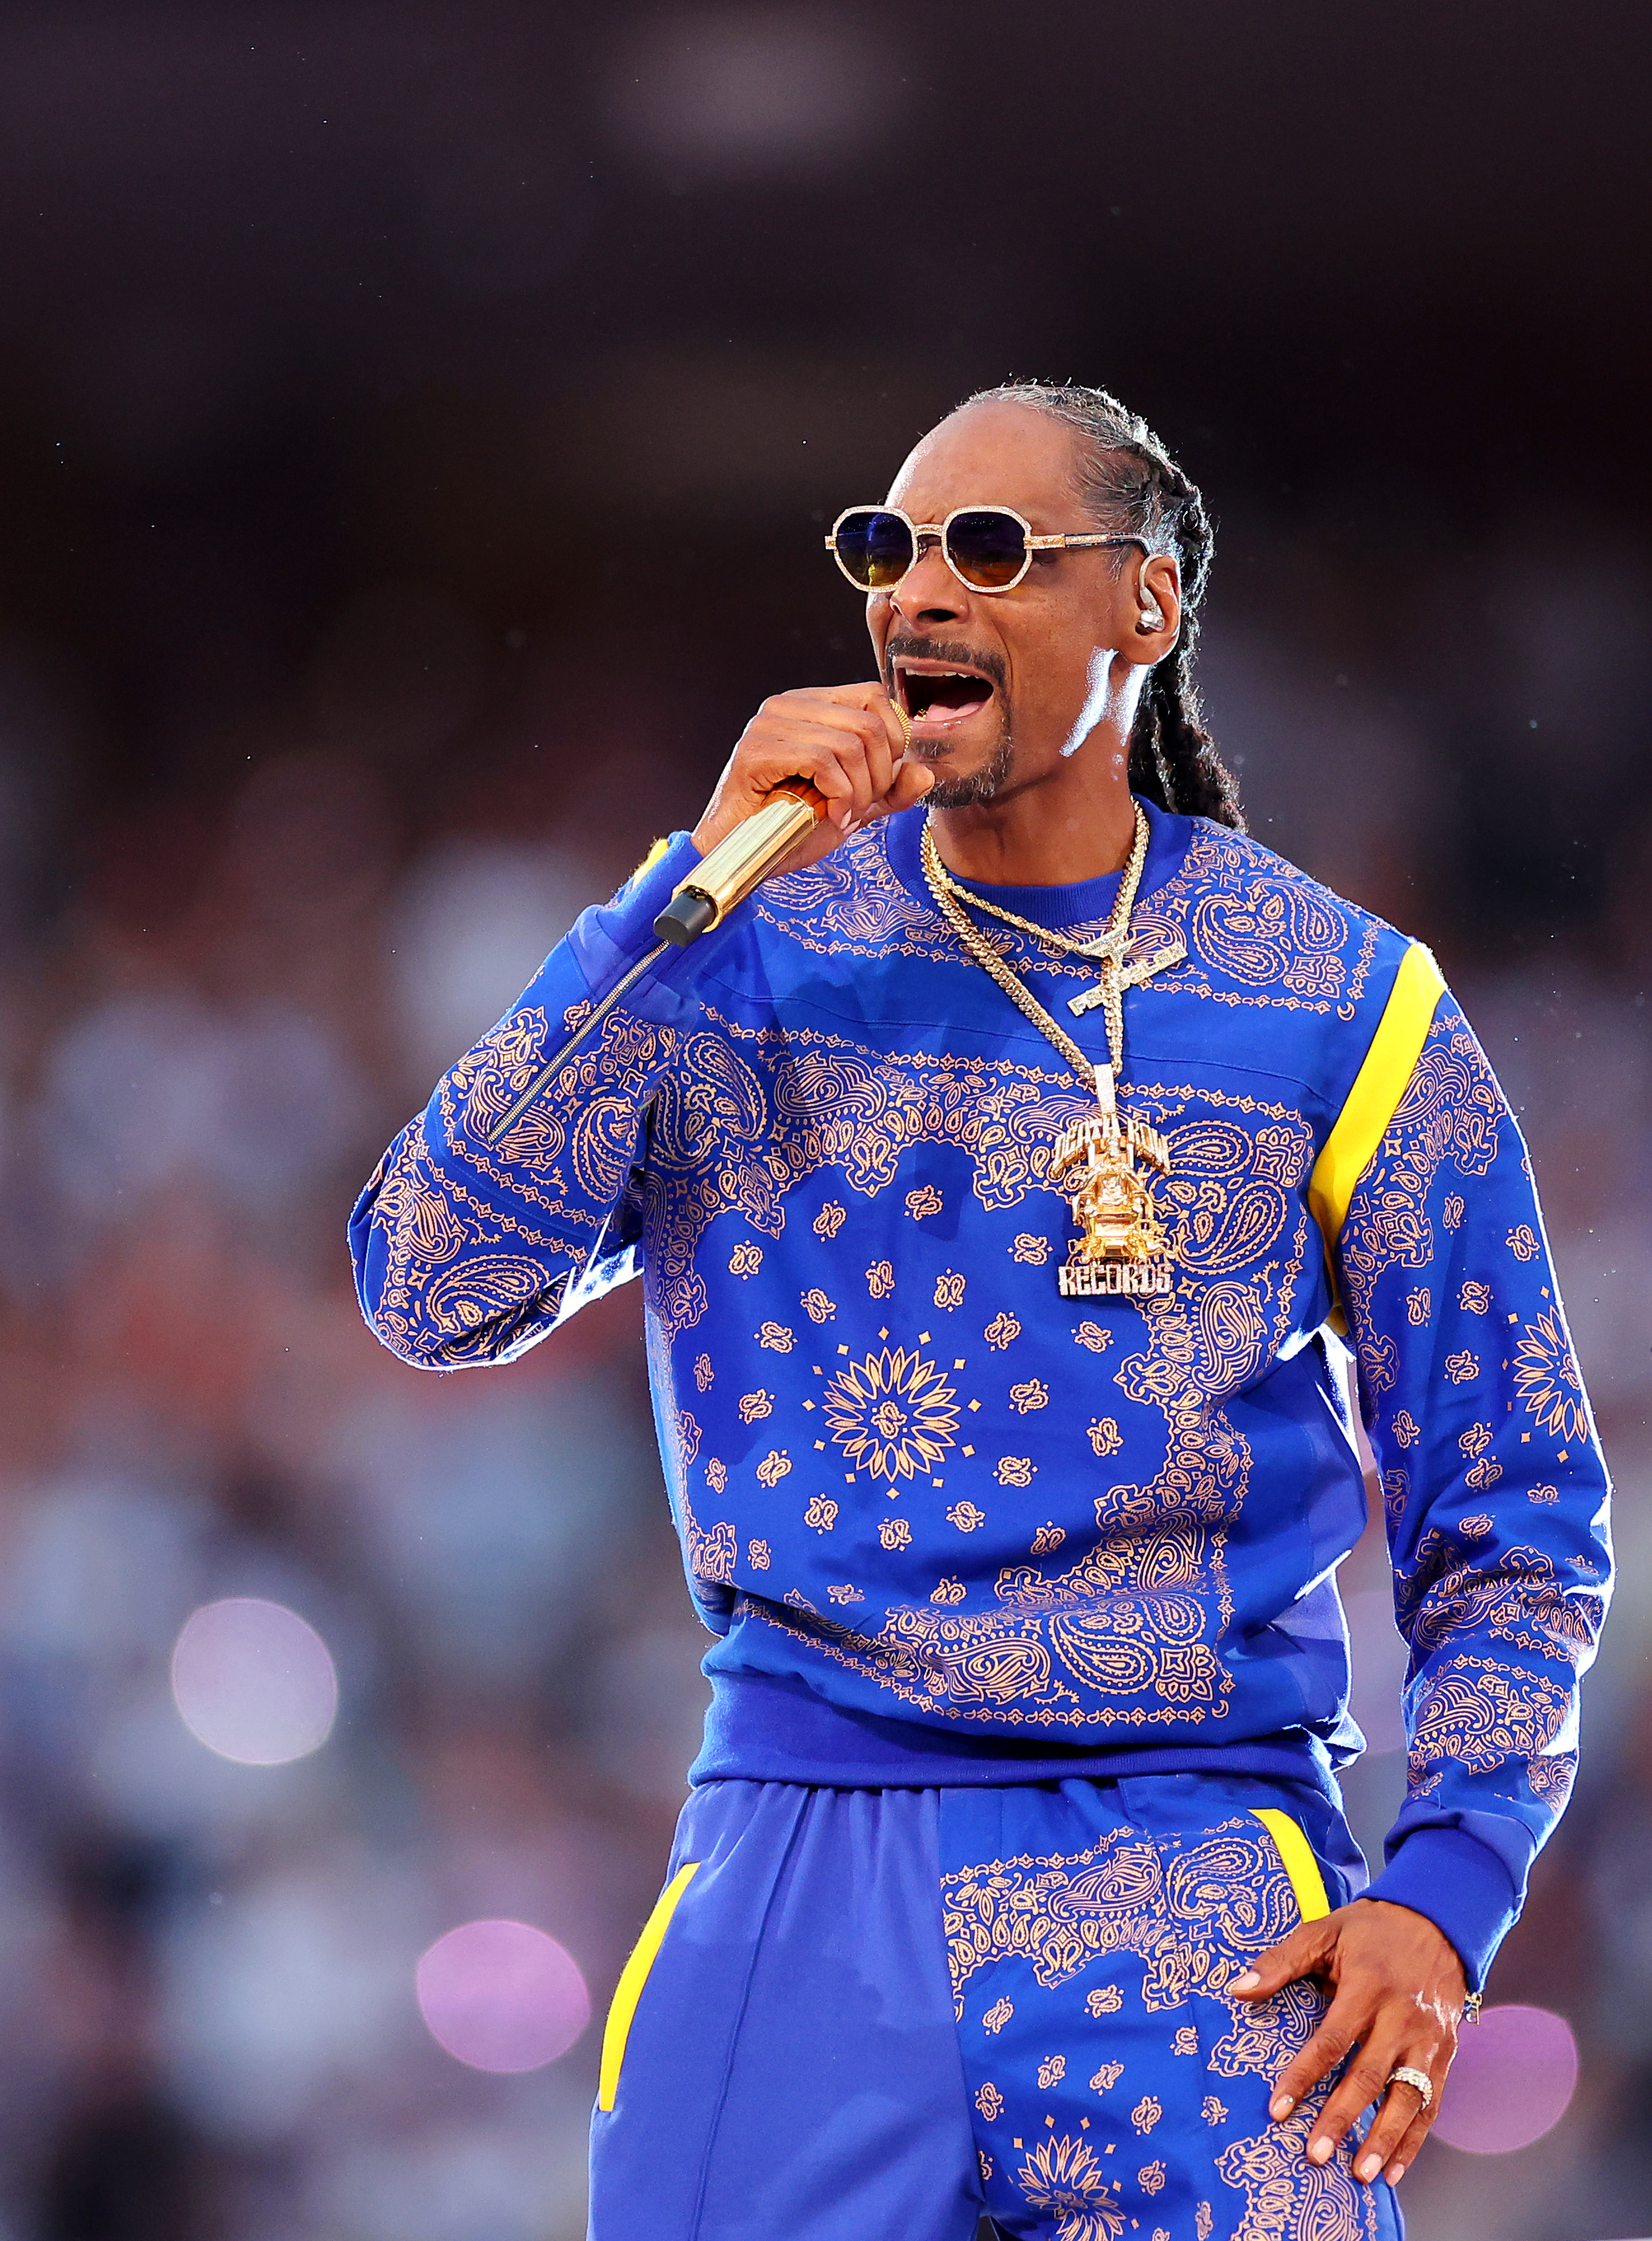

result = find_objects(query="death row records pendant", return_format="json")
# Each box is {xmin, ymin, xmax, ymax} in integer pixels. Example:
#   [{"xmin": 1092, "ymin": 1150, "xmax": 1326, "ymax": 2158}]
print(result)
[
  {"xmin": 1050, "ymin": 1099, "xmax": 1174, "ymax": 1299},
  {"xmin": 1059, "ymin": 1257, "xmax": 1173, "ymax": 1299}
]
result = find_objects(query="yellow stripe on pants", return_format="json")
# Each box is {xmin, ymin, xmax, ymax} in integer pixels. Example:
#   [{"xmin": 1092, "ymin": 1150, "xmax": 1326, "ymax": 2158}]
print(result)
[
  {"xmin": 598, "ymin": 1862, "xmax": 700, "ymax": 2112},
  {"xmin": 1251, "ymin": 1808, "xmax": 1332, "ymax": 1922}
]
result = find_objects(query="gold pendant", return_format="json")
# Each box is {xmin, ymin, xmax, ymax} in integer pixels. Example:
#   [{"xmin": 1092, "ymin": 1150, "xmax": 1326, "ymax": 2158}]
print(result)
[{"xmin": 1050, "ymin": 1073, "xmax": 1173, "ymax": 1299}]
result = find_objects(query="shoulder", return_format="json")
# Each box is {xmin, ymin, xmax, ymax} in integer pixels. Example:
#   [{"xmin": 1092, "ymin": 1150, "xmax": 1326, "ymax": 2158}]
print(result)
[
  {"xmin": 1178, "ymin": 817, "xmax": 1400, "ymax": 937},
  {"xmin": 747, "ymin": 816, "xmax": 949, "ymax": 963},
  {"xmin": 1146, "ymin": 817, "xmax": 1419, "ymax": 1024}
]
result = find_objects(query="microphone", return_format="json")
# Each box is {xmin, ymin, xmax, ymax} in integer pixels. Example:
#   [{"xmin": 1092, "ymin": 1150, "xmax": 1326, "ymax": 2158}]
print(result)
[
  {"xmin": 485, "ymin": 784, "xmax": 827, "ymax": 1143},
  {"xmin": 653, "ymin": 786, "xmax": 823, "ymax": 946}
]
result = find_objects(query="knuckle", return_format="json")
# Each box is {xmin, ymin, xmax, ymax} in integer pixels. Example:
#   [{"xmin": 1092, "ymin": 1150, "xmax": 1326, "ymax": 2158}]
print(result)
[{"xmin": 1335, "ymin": 2062, "xmax": 1380, "ymax": 2102}]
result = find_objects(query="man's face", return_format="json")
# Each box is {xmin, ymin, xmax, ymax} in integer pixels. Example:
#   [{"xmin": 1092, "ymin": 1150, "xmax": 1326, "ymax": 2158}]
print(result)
[{"xmin": 867, "ymin": 400, "xmax": 1145, "ymax": 810}]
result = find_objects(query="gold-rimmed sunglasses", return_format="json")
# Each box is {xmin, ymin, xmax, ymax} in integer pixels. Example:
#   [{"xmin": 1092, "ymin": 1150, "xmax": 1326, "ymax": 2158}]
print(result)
[{"xmin": 825, "ymin": 504, "xmax": 1147, "ymax": 595}]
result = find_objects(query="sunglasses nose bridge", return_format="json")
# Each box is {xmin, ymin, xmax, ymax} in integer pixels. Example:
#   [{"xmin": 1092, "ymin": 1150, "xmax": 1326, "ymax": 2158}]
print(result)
[{"xmin": 893, "ymin": 525, "xmax": 973, "ymax": 609}]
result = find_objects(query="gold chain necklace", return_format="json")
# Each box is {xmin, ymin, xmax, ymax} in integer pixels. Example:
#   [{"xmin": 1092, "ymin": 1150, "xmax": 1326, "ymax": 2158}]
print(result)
[
  {"xmin": 920, "ymin": 806, "xmax": 1178, "ymax": 1299},
  {"xmin": 921, "ymin": 815, "xmax": 1187, "ymax": 1024},
  {"xmin": 921, "ymin": 806, "xmax": 1148, "ymax": 1078}
]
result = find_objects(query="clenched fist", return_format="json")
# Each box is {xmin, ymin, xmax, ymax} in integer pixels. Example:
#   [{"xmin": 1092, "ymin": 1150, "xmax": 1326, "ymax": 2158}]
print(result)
[{"xmin": 692, "ymin": 682, "xmax": 934, "ymax": 875}]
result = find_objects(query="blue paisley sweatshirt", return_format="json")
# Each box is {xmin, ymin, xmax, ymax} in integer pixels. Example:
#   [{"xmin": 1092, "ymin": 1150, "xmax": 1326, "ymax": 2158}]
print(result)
[{"xmin": 352, "ymin": 799, "xmax": 1612, "ymax": 1987}]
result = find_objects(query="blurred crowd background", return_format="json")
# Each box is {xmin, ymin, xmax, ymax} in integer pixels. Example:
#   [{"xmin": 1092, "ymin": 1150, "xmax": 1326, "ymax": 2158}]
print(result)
[{"xmin": 0, "ymin": 5, "xmax": 1646, "ymax": 2237}]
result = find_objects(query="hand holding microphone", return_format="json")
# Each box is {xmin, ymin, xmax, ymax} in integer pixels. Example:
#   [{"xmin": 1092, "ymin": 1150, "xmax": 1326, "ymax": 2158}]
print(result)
[
  {"xmin": 486, "ymin": 683, "xmax": 926, "ymax": 1141},
  {"xmin": 656, "ymin": 681, "xmax": 930, "ymax": 946}
]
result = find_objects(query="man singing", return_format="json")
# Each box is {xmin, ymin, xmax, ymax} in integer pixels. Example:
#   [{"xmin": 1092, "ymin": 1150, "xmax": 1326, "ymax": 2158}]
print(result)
[{"xmin": 352, "ymin": 384, "xmax": 1610, "ymax": 2240}]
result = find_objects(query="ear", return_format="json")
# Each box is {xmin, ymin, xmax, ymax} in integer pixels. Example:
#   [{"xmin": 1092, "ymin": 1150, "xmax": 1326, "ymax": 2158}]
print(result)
[{"xmin": 1125, "ymin": 551, "xmax": 1181, "ymax": 665}]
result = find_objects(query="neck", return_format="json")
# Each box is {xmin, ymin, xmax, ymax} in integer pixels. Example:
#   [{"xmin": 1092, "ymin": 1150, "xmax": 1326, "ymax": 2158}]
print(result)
[{"xmin": 928, "ymin": 728, "xmax": 1140, "ymax": 886}]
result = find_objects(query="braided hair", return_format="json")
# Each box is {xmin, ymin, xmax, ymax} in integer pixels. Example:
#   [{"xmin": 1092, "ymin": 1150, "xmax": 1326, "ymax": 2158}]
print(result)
[{"xmin": 960, "ymin": 382, "xmax": 1245, "ymax": 831}]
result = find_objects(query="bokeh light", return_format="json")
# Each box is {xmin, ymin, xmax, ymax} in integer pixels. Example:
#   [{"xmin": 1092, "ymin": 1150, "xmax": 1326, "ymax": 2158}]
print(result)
[
  {"xmin": 415, "ymin": 1920, "xmax": 591, "ymax": 2074},
  {"xmin": 170, "ymin": 1598, "xmax": 340, "ymax": 1765},
  {"xmin": 1433, "ymin": 2003, "xmax": 1580, "ymax": 2154}
]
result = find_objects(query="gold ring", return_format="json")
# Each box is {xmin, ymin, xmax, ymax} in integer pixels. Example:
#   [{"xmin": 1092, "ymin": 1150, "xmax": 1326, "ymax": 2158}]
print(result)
[{"xmin": 1386, "ymin": 2065, "xmax": 1433, "ymax": 2109}]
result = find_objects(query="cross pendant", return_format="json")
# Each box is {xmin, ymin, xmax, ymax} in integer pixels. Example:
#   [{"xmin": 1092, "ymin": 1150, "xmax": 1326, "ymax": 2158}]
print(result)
[{"xmin": 1067, "ymin": 937, "xmax": 1186, "ymax": 1017}]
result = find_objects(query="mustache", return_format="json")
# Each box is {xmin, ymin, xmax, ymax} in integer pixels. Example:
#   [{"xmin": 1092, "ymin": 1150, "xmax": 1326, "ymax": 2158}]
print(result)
[{"xmin": 883, "ymin": 636, "xmax": 1007, "ymax": 695}]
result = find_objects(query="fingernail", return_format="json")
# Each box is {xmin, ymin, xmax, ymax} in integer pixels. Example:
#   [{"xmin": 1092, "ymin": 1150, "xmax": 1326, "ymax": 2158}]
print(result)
[
  {"xmin": 1269, "ymin": 2095, "xmax": 1294, "ymax": 2120},
  {"xmin": 1307, "ymin": 2137, "xmax": 1332, "ymax": 2165},
  {"xmin": 1385, "ymin": 2163, "xmax": 1407, "ymax": 2186},
  {"xmin": 1356, "ymin": 2154, "xmax": 1380, "ymax": 2182},
  {"xmin": 1231, "ymin": 1971, "xmax": 1260, "ymax": 1993}
]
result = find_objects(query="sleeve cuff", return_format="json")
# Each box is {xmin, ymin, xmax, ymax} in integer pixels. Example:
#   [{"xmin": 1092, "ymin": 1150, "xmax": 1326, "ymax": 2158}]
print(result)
[
  {"xmin": 593, "ymin": 830, "xmax": 704, "ymax": 955},
  {"xmin": 1361, "ymin": 1826, "xmax": 1520, "ymax": 1992},
  {"xmin": 562, "ymin": 829, "xmax": 708, "ymax": 1023}
]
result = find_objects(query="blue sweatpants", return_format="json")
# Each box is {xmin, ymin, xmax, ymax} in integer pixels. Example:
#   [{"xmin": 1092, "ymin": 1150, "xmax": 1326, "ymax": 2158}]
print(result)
[{"xmin": 588, "ymin": 1772, "xmax": 1403, "ymax": 2241}]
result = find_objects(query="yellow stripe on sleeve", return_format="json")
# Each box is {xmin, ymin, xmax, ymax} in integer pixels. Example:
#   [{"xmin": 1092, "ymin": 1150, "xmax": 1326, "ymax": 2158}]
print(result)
[
  {"xmin": 596, "ymin": 1862, "xmax": 699, "ymax": 2112},
  {"xmin": 630, "ymin": 836, "xmax": 673, "ymax": 883},
  {"xmin": 1251, "ymin": 1809, "xmax": 1332, "ymax": 1923},
  {"xmin": 1308, "ymin": 940, "xmax": 1445, "ymax": 1278}
]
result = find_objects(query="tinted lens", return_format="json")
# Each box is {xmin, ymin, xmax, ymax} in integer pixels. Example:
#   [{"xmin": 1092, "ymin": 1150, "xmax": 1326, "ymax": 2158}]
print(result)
[
  {"xmin": 832, "ymin": 509, "xmax": 914, "ymax": 590},
  {"xmin": 945, "ymin": 508, "xmax": 1028, "ymax": 589}
]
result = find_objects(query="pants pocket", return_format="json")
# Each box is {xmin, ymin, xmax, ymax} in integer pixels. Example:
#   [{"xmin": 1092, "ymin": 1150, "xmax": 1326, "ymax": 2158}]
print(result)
[
  {"xmin": 1250, "ymin": 1809, "xmax": 1332, "ymax": 1924},
  {"xmin": 597, "ymin": 1861, "xmax": 699, "ymax": 2112}
]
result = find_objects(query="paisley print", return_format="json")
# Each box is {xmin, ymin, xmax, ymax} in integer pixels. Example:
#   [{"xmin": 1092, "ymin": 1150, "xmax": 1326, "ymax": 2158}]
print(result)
[
  {"xmin": 939, "ymin": 1786, "xmax": 1397, "ymax": 2241},
  {"xmin": 352, "ymin": 806, "xmax": 1609, "ymax": 1944},
  {"xmin": 942, "ymin": 1817, "xmax": 1298, "ymax": 2007},
  {"xmin": 1406, "ymin": 1654, "xmax": 1571, "ymax": 1781},
  {"xmin": 1159, "ymin": 1120, "xmax": 1299, "ymax": 1276},
  {"xmin": 1188, "ymin": 883, "xmax": 1350, "ymax": 997},
  {"xmin": 1334, "ymin": 997, "xmax": 1610, "ymax": 1875},
  {"xmin": 1218, "ymin": 2108, "xmax": 1386, "ymax": 2241},
  {"xmin": 754, "ymin": 826, "xmax": 944, "ymax": 957}
]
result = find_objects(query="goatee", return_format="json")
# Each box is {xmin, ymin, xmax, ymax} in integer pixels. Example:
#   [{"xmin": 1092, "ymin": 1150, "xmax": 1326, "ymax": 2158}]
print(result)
[{"xmin": 915, "ymin": 733, "xmax": 1015, "ymax": 808}]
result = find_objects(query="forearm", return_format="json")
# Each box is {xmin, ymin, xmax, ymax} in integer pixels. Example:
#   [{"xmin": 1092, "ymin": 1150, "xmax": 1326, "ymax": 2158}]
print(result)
[
  {"xmin": 1337, "ymin": 997, "xmax": 1611, "ymax": 1983},
  {"xmin": 351, "ymin": 832, "xmax": 706, "ymax": 1369}
]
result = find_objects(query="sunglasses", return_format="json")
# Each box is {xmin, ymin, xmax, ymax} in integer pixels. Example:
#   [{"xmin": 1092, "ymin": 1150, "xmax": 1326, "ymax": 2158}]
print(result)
[{"xmin": 825, "ymin": 504, "xmax": 1146, "ymax": 595}]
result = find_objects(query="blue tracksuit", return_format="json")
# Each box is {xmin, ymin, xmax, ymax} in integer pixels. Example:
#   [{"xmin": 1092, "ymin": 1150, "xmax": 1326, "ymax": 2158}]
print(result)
[
  {"xmin": 586, "ymin": 1772, "xmax": 1398, "ymax": 2241},
  {"xmin": 352, "ymin": 800, "xmax": 1609, "ymax": 2236}
]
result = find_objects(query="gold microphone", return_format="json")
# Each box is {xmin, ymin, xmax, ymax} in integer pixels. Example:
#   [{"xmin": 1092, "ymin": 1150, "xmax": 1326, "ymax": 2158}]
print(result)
[
  {"xmin": 485, "ymin": 721, "xmax": 906, "ymax": 1141},
  {"xmin": 485, "ymin": 787, "xmax": 822, "ymax": 1142},
  {"xmin": 653, "ymin": 785, "xmax": 823, "ymax": 946}
]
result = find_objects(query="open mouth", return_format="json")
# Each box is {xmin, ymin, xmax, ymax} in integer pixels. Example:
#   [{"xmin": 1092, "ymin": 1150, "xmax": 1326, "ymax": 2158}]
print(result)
[{"xmin": 896, "ymin": 666, "xmax": 995, "ymax": 726}]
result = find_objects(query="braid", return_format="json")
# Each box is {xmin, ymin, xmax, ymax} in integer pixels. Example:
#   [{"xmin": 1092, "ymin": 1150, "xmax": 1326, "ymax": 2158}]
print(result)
[{"xmin": 959, "ymin": 382, "xmax": 1245, "ymax": 831}]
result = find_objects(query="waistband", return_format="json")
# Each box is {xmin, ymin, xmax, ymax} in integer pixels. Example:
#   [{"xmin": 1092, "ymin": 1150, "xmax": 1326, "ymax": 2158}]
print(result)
[{"xmin": 689, "ymin": 1667, "xmax": 1338, "ymax": 1795}]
